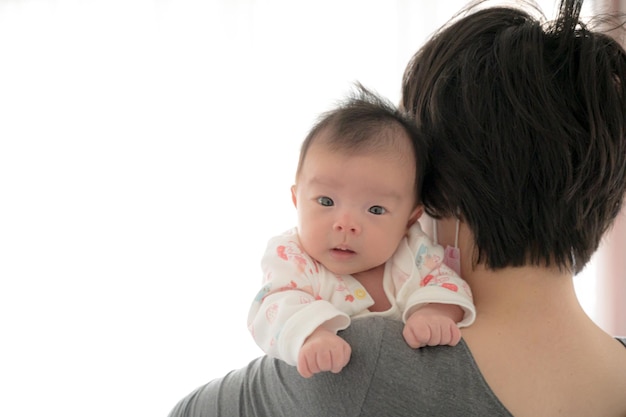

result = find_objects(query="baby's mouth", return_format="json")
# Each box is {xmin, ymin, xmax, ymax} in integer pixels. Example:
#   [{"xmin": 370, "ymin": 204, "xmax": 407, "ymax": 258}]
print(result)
[{"xmin": 332, "ymin": 247, "xmax": 355, "ymax": 254}]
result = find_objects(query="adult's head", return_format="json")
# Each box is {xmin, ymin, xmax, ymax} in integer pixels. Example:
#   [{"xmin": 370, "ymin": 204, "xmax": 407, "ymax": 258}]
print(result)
[
  {"xmin": 402, "ymin": 0, "xmax": 626, "ymax": 273},
  {"xmin": 291, "ymin": 85, "xmax": 426, "ymax": 275}
]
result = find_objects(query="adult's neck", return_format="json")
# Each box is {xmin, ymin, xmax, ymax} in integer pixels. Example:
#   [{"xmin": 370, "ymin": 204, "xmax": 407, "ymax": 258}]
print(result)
[
  {"xmin": 460, "ymin": 265, "xmax": 625, "ymax": 417},
  {"xmin": 465, "ymin": 264, "xmax": 583, "ymax": 324}
]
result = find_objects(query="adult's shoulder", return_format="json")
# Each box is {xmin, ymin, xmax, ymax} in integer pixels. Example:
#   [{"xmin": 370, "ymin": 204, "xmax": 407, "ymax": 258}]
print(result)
[
  {"xmin": 168, "ymin": 317, "xmax": 513, "ymax": 417},
  {"xmin": 345, "ymin": 317, "xmax": 512, "ymax": 417},
  {"xmin": 167, "ymin": 317, "xmax": 388, "ymax": 417}
]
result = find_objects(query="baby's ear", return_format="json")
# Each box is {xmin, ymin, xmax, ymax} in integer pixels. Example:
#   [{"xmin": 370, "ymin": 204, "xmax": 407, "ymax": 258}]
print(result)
[
  {"xmin": 407, "ymin": 206, "xmax": 424, "ymax": 227},
  {"xmin": 291, "ymin": 185, "xmax": 298, "ymax": 208}
]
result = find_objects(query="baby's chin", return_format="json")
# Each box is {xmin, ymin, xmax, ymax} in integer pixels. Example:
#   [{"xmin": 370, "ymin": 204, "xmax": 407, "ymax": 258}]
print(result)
[
  {"xmin": 321, "ymin": 264, "xmax": 357, "ymax": 276},
  {"xmin": 318, "ymin": 261, "xmax": 360, "ymax": 277},
  {"xmin": 322, "ymin": 260, "xmax": 383, "ymax": 278}
]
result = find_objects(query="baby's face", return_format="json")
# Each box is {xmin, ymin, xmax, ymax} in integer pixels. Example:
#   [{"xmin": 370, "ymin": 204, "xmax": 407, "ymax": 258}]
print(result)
[{"xmin": 292, "ymin": 137, "xmax": 420, "ymax": 277}]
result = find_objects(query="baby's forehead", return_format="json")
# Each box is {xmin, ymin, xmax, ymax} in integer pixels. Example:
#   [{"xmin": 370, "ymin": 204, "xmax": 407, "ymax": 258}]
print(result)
[
  {"xmin": 301, "ymin": 136, "xmax": 417, "ymax": 184},
  {"xmin": 313, "ymin": 124, "xmax": 415, "ymax": 159}
]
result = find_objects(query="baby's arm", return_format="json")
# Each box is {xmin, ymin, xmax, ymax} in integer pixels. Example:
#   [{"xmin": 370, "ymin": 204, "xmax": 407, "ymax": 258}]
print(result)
[
  {"xmin": 399, "ymin": 223, "xmax": 476, "ymax": 348},
  {"xmin": 248, "ymin": 231, "xmax": 351, "ymax": 367},
  {"xmin": 402, "ymin": 303, "xmax": 463, "ymax": 348},
  {"xmin": 297, "ymin": 326, "xmax": 352, "ymax": 378}
]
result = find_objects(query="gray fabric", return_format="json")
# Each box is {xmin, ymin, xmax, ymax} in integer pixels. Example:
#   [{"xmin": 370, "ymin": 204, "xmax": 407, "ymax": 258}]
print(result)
[
  {"xmin": 168, "ymin": 318, "xmax": 626, "ymax": 417},
  {"xmin": 168, "ymin": 317, "xmax": 511, "ymax": 417}
]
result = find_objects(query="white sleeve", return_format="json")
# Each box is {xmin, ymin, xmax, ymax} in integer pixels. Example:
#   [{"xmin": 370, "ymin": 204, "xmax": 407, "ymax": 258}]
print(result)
[
  {"xmin": 247, "ymin": 229, "xmax": 351, "ymax": 366},
  {"xmin": 399, "ymin": 223, "xmax": 476, "ymax": 327}
]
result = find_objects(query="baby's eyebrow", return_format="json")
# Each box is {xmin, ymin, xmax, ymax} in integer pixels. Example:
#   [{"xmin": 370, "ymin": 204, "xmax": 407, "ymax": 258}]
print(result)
[
  {"xmin": 306, "ymin": 175, "xmax": 336, "ymax": 187},
  {"xmin": 371, "ymin": 189, "xmax": 403, "ymax": 202},
  {"xmin": 359, "ymin": 184, "xmax": 401, "ymax": 198},
  {"xmin": 306, "ymin": 175, "xmax": 405, "ymax": 202},
  {"xmin": 303, "ymin": 173, "xmax": 344, "ymax": 185}
]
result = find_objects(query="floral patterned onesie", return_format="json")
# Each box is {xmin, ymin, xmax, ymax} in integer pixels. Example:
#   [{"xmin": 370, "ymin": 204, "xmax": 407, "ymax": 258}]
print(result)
[{"xmin": 247, "ymin": 223, "xmax": 476, "ymax": 366}]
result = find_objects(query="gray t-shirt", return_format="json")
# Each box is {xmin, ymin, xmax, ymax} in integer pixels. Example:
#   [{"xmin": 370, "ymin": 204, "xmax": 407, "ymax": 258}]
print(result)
[{"xmin": 168, "ymin": 317, "xmax": 626, "ymax": 417}]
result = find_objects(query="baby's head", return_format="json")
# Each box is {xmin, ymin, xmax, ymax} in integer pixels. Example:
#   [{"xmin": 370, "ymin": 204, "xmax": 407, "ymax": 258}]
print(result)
[{"xmin": 291, "ymin": 85, "xmax": 427, "ymax": 276}]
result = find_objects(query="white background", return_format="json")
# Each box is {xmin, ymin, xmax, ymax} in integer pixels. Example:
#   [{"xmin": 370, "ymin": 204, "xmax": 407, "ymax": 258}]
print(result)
[{"xmin": 0, "ymin": 1, "xmax": 596, "ymax": 416}]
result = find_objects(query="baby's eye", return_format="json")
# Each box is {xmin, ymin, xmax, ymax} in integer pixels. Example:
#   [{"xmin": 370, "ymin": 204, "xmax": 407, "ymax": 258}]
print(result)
[
  {"xmin": 317, "ymin": 196, "xmax": 334, "ymax": 207},
  {"xmin": 368, "ymin": 205, "xmax": 386, "ymax": 215}
]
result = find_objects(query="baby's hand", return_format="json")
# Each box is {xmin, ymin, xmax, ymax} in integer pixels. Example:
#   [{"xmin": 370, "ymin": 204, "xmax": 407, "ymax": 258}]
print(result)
[
  {"xmin": 297, "ymin": 326, "xmax": 352, "ymax": 378},
  {"xmin": 403, "ymin": 303, "xmax": 463, "ymax": 348}
]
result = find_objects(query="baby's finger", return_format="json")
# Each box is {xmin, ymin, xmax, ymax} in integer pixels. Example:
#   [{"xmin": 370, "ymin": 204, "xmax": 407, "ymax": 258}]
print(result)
[
  {"xmin": 448, "ymin": 323, "xmax": 462, "ymax": 346},
  {"xmin": 297, "ymin": 357, "xmax": 313, "ymax": 378},
  {"xmin": 427, "ymin": 323, "xmax": 442, "ymax": 346},
  {"xmin": 330, "ymin": 343, "xmax": 351, "ymax": 373},
  {"xmin": 315, "ymin": 349, "xmax": 333, "ymax": 373}
]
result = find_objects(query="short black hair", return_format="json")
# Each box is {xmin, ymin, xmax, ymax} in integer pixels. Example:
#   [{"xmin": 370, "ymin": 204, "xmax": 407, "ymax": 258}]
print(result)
[{"xmin": 402, "ymin": 0, "xmax": 626, "ymax": 272}]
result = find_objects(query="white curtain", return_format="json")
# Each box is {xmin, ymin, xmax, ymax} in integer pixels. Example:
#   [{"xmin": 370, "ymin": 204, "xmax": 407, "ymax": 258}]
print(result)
[{"xmin": 0, "ymin": 1, "xmax": 612, "ymax": 417}]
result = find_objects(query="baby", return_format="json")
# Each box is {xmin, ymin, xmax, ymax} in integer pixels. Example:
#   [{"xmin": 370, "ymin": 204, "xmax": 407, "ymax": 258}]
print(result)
[{"xmin": 248, "ymin": 86, "xmax": 475, "ymax": 378}]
